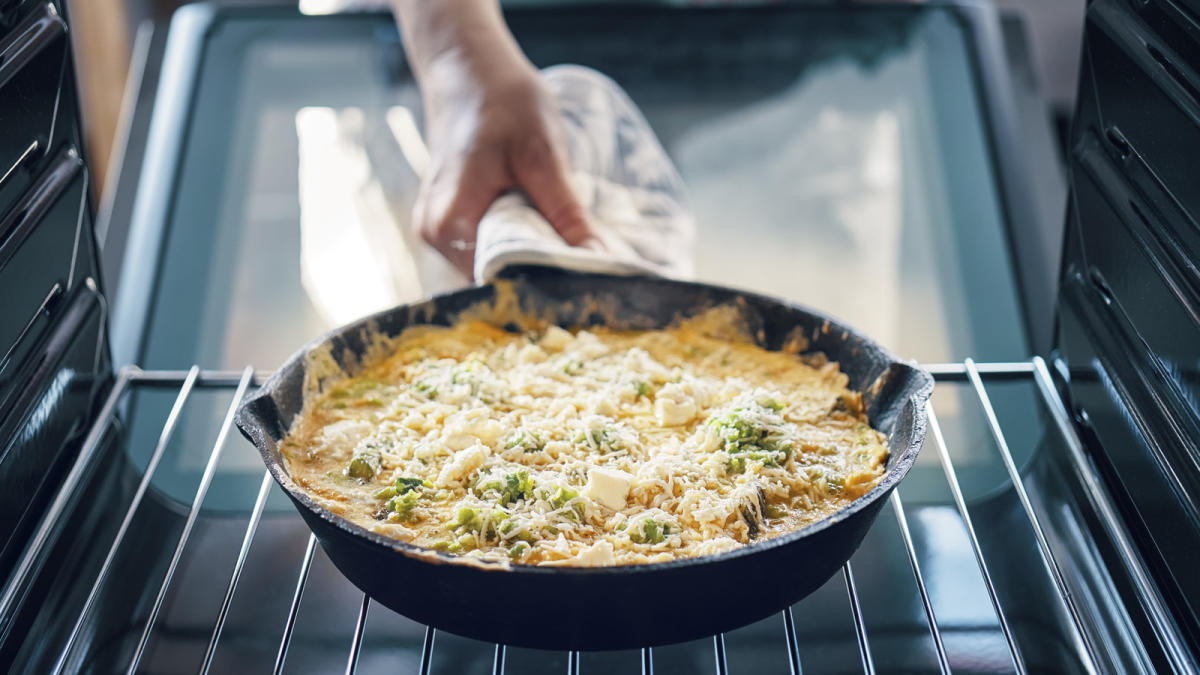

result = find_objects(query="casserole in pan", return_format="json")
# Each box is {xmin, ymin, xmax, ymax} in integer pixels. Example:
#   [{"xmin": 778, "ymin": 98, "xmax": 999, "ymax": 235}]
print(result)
[{"xmin": 236, "ymin": 267, "xmax": 933, "ymax": 649}]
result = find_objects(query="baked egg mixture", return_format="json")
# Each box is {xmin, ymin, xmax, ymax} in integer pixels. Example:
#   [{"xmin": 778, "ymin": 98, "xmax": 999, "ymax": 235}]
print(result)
[{"xmin": 279, "ymin": 311, "xmax": 889, "ymax": 567}]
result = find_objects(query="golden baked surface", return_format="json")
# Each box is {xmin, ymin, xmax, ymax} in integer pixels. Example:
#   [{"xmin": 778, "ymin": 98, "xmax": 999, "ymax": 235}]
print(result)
[{"xmin": 280, "ymin": 313, "xmax": 888, "ymax": 567}]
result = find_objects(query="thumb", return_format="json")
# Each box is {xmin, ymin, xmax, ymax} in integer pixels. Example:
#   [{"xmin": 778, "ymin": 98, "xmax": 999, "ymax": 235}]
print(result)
[{"xmin": 511, "ymin": 136, "xmax": 602, "ymax": 251}]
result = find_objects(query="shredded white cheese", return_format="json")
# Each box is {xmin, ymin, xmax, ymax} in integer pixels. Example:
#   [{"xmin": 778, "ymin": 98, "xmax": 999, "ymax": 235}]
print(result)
[{"xmin": 281, "ymin": 311, "xmax": 889, "ymax": 566}]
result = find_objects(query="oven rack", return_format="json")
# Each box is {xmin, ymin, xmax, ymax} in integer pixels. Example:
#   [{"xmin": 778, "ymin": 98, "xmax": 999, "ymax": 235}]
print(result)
[{"xmin": 0, "ymin": 358, "xmax": 1175, "ymax": 674}]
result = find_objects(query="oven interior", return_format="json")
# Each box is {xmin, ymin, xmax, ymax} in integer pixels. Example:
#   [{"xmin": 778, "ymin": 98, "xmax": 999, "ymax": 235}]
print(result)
[{"xmin": 1, "ymin": 1, "xmax": 1199, "ymax": 673}]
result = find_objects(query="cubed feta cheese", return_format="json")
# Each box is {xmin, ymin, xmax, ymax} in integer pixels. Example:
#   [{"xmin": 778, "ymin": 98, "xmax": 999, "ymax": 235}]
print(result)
[
  {"xmin": 574, "ymin": 540, "xmax": 615, "ymax": 566},
  {"xmin": 655, "ymin": 397, "xmax": 696, "ymax": 426},
  {"xmin": 584, "ymin": 466, "xmax": 632, "ymax": 510},
  {"xmin": 538, "ymin": 540, "xmax": 615, "ymax": 567}
]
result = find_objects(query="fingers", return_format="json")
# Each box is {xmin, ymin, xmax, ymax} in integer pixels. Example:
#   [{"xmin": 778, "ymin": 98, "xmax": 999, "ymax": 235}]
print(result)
[
  {"xmin": 510, "ymin": 133, "xmax": 602, "ymax": 251},
  {"xmin": 417, "ymin": 150, "xmax": 506, "ymax": 279}
]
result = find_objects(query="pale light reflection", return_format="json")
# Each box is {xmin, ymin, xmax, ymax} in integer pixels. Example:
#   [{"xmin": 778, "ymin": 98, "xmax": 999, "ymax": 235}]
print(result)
[
  {"xmin": 680, "ymin": 98, "xmax": 906, "ymax": 350},
  {"xmin": 677, "ymin": 56, "xmax": 958, "ymax": 366},
  {"xmin": 297, "ymin": 0, "xmax": 341, "ymax": 16},
  {"xmin": 295, "ymin": 106, "xmax": 424, "ymax": 327},
  {"xmin": 386, "ymin": 106, "xmax": 430, "ymax": 179}
]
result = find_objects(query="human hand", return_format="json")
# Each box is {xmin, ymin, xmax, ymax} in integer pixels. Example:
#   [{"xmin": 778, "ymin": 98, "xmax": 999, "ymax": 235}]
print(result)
[{"xmin": 395, "ymin": 0, "xmax": 599, "ymax": 280}]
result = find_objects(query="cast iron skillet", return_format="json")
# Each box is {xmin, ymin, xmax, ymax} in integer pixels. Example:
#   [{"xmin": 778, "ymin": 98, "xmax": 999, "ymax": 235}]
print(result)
[{"xmin": 235, "ymin": 266, "xmax": 933, "ymax": 650}]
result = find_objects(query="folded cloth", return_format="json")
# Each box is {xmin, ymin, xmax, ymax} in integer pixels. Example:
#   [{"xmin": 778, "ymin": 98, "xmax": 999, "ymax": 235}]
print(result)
[{"xmin": 474, "ymin": 65, "xmax": 695, "ymax": 283}]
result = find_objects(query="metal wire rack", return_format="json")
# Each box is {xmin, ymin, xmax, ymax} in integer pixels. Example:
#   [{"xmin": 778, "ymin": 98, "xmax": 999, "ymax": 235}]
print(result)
[{"xmin": 0, "ymin": 358, "xmax": 1178, "ymax": 674}]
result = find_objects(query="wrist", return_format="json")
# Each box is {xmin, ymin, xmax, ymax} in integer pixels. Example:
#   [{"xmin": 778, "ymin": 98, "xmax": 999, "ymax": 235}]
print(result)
[
  {"xmin": 394, "ymin": 0, "xmax": 532, "ymax": 93},
  {"xmin": 424, "ymin": 45, "xmax": 536, "ymax": 103}
]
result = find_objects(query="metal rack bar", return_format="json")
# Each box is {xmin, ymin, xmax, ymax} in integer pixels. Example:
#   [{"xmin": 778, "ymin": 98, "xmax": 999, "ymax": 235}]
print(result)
[
  {"xmin": 346, "ymin": 594, "xmax": 371, "ymax": 674},
  {"xmin": 52, "ymin": 366, "xmax": 201, "ymax": 675},
  {"xmin": 567, "ymin": 650, "xmax": 580, "ymax": 675},
  {"xmin": 641, "ymin": 647, "xmax": 653, "ymax": 675},
  {"xmin": 274, "ymin": 534, "xmax": 319, "ymax": 675},
  {"xmin": 1031, "ymin": 357, "xmax": 1194, "ymax": 671},
  {"xmin": 926, "ymin": 404, "xmax": 1026, "ymax": 674},
  {"xmin": 421, "ymin": 628, "xmax": 437, "ymax": 675},
  {"xmin": 124, "ymin": 363, "xmax": 1036, "ymax": 389},
  {"xmin": 201, "ymin": 470, "xmax": 274, "ymax": 675},
  {"xmin": 0, "ymin": 368, "xmax": 133, "ymax": 641},
  {"xmin": 842, "ymin": 562, "xmax": 875, "ymax": 675},
  {"xmin": 889, "ymin": 492, "xmax": 951, "ymax": 674},
  {"xmin": 922, "ymin": 361, "xmax": 1034, "ymax": 380},
  {"xmin": 126, "ymin": 366, "xmax": 254, "ymax": 675},
  {"xmin": 129, "ymin": 368, "xmax": 272, "ymax": 387},
  {"xmin": 491, "ymin": 643, "xmax": 504, "ymax": 675},
  {"xmin": 964, "ymin": 358, "xmax": 1100, "ymax": 674},
  {"xmin": 126, "ymin": 362, "xmax": 1046, "ymax": 388},
  {"xmin": 713, "ymin": 634, "xmax": 728, "ymax": 675},
  {"xmin": 783, "ymin": 607, "xmax": 802, "ymax": 675}
]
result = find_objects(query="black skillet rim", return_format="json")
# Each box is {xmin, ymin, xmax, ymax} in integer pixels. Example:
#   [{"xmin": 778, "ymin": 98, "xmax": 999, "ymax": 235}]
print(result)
[{"xmin": 237, "ymin": 271, "xmax": 934, "ymax": 577}]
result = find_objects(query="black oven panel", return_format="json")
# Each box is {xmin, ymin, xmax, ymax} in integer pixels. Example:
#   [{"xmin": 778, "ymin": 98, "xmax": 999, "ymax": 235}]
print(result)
[
  {"xmin": 1061, "ymin": 0, "xmax": 1200, "ymax": 654},
  {"xmin": 0, "ymin": 0, "xmax": 108, "ymax": 614}
]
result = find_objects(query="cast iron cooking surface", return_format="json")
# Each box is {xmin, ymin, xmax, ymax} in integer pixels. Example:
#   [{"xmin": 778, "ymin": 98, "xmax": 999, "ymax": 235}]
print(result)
[{"xmin": 235, "ymin": 267, "xmax": 933, "ymax": 650}]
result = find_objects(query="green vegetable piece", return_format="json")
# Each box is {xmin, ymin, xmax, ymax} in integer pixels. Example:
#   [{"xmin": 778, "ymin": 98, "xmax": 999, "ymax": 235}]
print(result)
[
  {"xmin": 756, "ymin": 396, "xmax": 784, "ymax": 412},
  {"xmin": 505, "ymin": 429, "xmax": 545, "ymax": 453},
  {"xmin": 630, "ymin": 519, "xmax": 667, "ymax": 544},
  {"xmin": 484, "ymin": 510, "xmax": 511, "ymax": 539},
  {"xmin": 414, "ymin": 380, "xmax": 438, "ymax": 399},
  {"xmin": 500, "ymin": 470, "xmax": 534, "ymax": 506},
  {"xmin": 385, "ymin": 491, "xmax": 421, "ymax": 523},
  {"xmin": 545, "ymin": 486, "xmax": 576, "ymax": 510},
  {"xmin": 346, "ymin": 450, "xmax": 380, "ymax": 480},
  {"xmin": 432, "ymin": 540, "xmax": 463, "ymax": 553},
  {"xmin": 709, "ymin": 405, "xmax": 793, "ymax": 473},
  {"xmin": 508, "ymin": 541, "xmax": 530, "ymax": 560},
  {"xmin": 474, "ymin": 476, "xmax": 505, "ymax": 497},
  {"xmin": 633, "ymin": 381, "xmax": 651, "ymax": 397},
  {"xmin": 562, "ymin": 360, "xmax": 583, "ymax": 375},
  {"xmin": 726, "ymin": 456, "xmax": 747, "ymax": 475},
  {"xmin": 450, "ymin": 506, "xmax": 479, "ymax": 532},
  {"xmin": 447, "ymin": 507, "xmax": 514, "ymax": 544},
  {"xmin": 576, "ymin": 425, "xmax": 623, "ymax": 453},
  {"xmin": 541, "ymin": 486, "xmax": 584, "ymax": 521},
  {"xmin": 394, "ymin": 476, "xmax": 426, "ymax": 494},
  {"xmin": 373, "ymin": 486, "xmax": 398, "ymax": 500}
]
